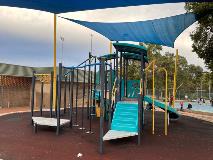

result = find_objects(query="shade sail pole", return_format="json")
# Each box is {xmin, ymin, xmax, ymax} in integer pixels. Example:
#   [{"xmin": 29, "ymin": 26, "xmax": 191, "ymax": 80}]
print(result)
[
  {"xmin": 109, "ymin": 41, "xmax": 112, "ymax": 53},
  {"xmin": 53, "ymin": 14, "xmax": 57, "ymax": 111},
  {"xmin": 164, "ymin": 68, "xmax": 168, "ymax": 136},
  {"xmin": 172, "ymin": 49, "xmax": 178, "ymax": 108},
  {"xmin": 152, "ymin": 60, "xmax": 155, "ymax": 135}
]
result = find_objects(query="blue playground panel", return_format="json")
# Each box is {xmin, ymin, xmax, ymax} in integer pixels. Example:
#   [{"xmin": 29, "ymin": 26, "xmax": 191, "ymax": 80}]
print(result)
[
  {"xmin": 121, "ymin": 79, "xmax": 140, "ymax": 98},
  {"xmin": 111, "ymin": 101, "xmax": 138, "ymax": 133},
  {"xmin": 92, "ymin": 89, "xmax": 101, "ymax": 100}
]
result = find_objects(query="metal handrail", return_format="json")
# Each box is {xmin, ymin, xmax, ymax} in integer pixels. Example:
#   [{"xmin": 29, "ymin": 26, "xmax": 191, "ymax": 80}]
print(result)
[{"xmin": 111, "ymin": 78, "xmax": 117, "ymax": 103}]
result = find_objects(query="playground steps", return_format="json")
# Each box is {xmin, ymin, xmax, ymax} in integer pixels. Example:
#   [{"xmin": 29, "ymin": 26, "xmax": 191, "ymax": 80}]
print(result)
[{"xmin": 103, "ymin": 101, "xmax": 138, "ymax": 141}]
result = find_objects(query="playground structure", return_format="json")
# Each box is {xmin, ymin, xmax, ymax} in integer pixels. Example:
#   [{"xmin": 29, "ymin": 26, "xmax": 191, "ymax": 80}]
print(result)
[
  {"xmin": 30, "ymin": 52, "xmax": 112, "ymax": 135},
  {"xmin": 30, "ymin": 42, "xmax": 179, "ymax": 153},
  {"xmin": 0, "ymin": 0, "xmax": 211, "ymax": 158}
]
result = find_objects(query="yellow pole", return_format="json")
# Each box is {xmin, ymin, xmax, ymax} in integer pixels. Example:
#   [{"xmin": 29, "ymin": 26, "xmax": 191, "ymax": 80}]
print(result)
[
  {"xmin": 165, "ymin": 69, "xmax": 168, "ymax": 135},
  {"xmin": 140, "ymin": 78, "xmax": 142, "ymax": 94},
  {"xmin": 109, "ymin": 41, "xmax": 112, "ymax": 54},
  {"xmin": 163, "ymin": 68, "xmax": 168, "ymax": 136},
  {"xmin": 158, "ymin": 68, "xmax": 168, "ymax": 135},
  {"xmin": 172, "ymin": 49, "xmax": 178, "ymax": 108},
  {"xmin": 53, "ymin": 14, "xmax": 57, "ymax": 110},
  {"xmin": 152, "ymin": 60, "xmax": 155, "ymax": 135}
]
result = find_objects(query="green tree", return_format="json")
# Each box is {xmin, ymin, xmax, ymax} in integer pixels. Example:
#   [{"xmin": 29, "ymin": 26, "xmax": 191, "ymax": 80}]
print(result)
[
  {"xmin": 126, "ymin": 43, "xmax": 211, "ymax": 99},
  {"xmin": 185, "ymin": 2, "xmax": 213, "ymax": 72},
  {"xmin": 127, "ymin": 61, "xmax": 140, "ymax": 80}
]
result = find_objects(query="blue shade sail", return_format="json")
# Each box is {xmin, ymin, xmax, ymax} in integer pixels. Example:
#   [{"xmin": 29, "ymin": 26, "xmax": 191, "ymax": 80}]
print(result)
[
  {"xmin": 62, "ymin": 13, "xmax": 199, "ymax": 47},
  {"xmin": 0, "ymin": 0, "xmax": 211, "ymax": 14}
]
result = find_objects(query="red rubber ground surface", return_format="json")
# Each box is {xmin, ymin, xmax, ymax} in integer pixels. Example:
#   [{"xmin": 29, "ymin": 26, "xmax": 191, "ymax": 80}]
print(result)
[{"xmin": 0, "ymin": 110, "xmax": 212, "ymax": 160}]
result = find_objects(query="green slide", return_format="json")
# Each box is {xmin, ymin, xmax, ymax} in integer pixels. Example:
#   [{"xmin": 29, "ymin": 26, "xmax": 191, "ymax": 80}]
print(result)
[{"xmin": 144, "ymin": 96, "xmax": 179, "ymax": 119}]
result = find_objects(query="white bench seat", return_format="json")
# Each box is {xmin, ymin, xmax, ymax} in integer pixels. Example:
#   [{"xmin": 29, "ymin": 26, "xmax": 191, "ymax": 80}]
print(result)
[{"xmin": 32, "ymin": 117, "xmax": 70, "ymax": 127}]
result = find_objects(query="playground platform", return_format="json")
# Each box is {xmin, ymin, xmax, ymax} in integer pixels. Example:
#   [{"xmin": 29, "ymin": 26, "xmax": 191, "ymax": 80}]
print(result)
[{"xmin": 0, "ymin": 108, "xmax": 212, "ymax": 160}]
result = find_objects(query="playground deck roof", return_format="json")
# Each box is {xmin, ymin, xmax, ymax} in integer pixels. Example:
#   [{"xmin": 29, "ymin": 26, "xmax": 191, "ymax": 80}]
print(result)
[
  {"xmin": 99, "ymin": 53, "xmax": 117, "ymax": 60},
  {"xmin": 113, "ymin": 43, "xmax": 147, "ymax": 56},
  {"xmin": 122, "ymin": 52, "xmax": 149, "ymax": 62},
  {"xmin": 100, "ymin": 52, "xmax": 149, "ymax": 63}
]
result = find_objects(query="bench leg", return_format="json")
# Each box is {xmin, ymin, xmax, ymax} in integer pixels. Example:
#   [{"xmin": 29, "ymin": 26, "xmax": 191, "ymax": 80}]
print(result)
[{"xmin": 34, "ymin": 123, "xmax": 38, "ymax": 133}]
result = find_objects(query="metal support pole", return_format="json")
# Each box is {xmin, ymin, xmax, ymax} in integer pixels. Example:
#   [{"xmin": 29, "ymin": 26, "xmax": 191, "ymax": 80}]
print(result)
[
  {"xmin": 79, "ymin": 66, "xmax": 86, "ymax": 130},
  {"xmin": 55, "ymin": 76, "xmax": 58, "ymax": 117},
  {"xmin": 74, "ymin": 69, "xmax": 79, "ymax": 127},
  {"xmin": 115, "ymin": 48, "xmax": 119, "ymax": 103},
  {"xmin": 50, "ymin": 72, "xmax": 53, "ymax": 118},
  {"xmin": 138, "ymin": 93, "xmax": 142, "ymax": 145},
  {"xmin": 119, "ymin": 52, "xmax": 123, "ymax": 100},
  {"xmin": 108, "ymin": 65, "xmax": 112, "ymax": 130},
  {"xmin": 31, "ymin": 71, "xmax": 36, "ymax": 123},
  {"xmin": 64, "ymin": 76, "xmax": 67, "ymax": 114},
  {"xmin": 104, "ymin": 62, "xmax": 108, "ymax": 121},
  {"xmin": 69, "ymin": 69, "xmax": 74, "ymax": 127},
  {"xmin": 152, "ymin": 61, "xmax": 155, "ymax": 135},
  {"xmin": 123, "ymin": 58, "xmax": 126, "ymax": 97},
  {"xmin": 126, "ymin": 59, "xmax": 128, "ymax": 97},
  {"xmin": 141, "ymin": 56, "xmax": 145, "ymax": 130},
  {"xmin": 40, "ymin": 82, "xmax": 44, "ymax": 116},
  {"xmin": 99, "ymin": 58, "xmax": 105, "ymax": 154},
  {"xmin": 56, "ymin": 63, "xmax": 62, "ymax": 135},
  {"xmin": 87, "ymin": 52, "xmax": 91, "ymax": 119},
  {"xmin": 165, "ymin": 69, "xmax": 168, "ymax": 136},
  {"xmin": 86, "ymin": 63, "xmax": 94, "ymax": 134},
  {"xmin": 93, "ymin": 58, "xmax": 97, "ymax": 111},
  {"xmin": 68, "ymin": 74, "xmax": 72, "ymax": 127}
]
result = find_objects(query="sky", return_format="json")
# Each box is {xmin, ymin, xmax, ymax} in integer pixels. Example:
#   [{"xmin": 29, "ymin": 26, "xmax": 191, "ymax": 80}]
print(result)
[{"xmin": 0, "ymin": 3, "xmax": 208, "ymax": 70}]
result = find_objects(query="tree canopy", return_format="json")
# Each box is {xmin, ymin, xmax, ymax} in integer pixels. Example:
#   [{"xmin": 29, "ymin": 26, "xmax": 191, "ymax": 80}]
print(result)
[
  {"xmin": 185, "ymin": 2, "xmax": 213, "ymax": 73},
  {"xmin": 127, "ymin": 43, "xmax": 212, "ymax": 100}
]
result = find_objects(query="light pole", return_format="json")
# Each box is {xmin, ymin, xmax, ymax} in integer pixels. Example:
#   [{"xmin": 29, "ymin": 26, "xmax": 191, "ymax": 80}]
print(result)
[
  {"xmin": 90, "ymin": 34, "xmax": 93, "ymax": 54},
  {"xmin": 60, "ymin": 36, "xmax": 64, "ymax": 63}
]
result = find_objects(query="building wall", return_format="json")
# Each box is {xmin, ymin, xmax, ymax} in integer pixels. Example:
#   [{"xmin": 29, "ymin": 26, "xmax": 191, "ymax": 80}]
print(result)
[
  {"xmin": 0, "ymin": 75, "xmax": 94, "ymax": 109},
  {"xmin": 0, "ymin": 75, "xmax": 31, "ymax": 108},
  {"xmin": 34, "ymin": 81, "xmax": 93, "ymax": 109}
]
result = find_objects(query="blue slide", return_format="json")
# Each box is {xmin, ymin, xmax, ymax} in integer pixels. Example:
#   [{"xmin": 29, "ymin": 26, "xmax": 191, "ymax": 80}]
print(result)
[
  {"xmin": 111, "ymin": 101, "xmax": 138, "ymax": 133},
  {"xmin": 104, "ymin": 98, "xmax": 179, "ymax": 140},
  {"xmin": 144, "ymin": 95, "xmax": 179, "ymax": 119}
]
